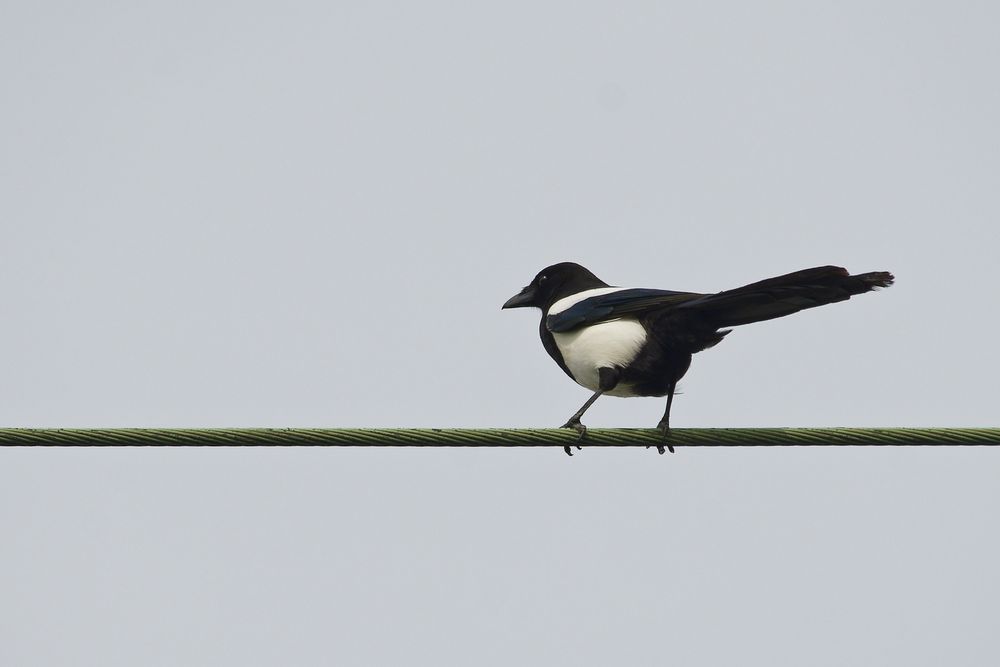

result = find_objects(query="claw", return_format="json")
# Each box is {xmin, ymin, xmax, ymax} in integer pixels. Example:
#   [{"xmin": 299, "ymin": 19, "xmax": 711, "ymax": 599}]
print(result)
[
  {"xmin": 560, "ymin": 419, "xmax": 587, "ymax": 456},
  {"xmin": 652, "ymin": 423, "xmax": 675, "ymax": 454}
]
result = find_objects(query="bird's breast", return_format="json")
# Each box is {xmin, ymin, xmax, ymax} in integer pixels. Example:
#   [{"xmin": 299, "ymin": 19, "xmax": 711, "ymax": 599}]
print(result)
[{"xmin": 551, "ymin": 319, "xmax": 647, "ymax": 395}]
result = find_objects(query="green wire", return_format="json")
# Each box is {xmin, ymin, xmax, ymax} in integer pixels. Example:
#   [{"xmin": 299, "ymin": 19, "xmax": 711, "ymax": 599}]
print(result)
[{"xmin": 1, "ymin": 428, "xmax": 998, "ymax": 447}]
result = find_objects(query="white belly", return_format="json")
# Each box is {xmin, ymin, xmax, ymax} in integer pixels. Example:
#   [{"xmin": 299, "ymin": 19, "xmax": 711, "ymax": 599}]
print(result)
[{"xmin": 552, "ymin": 319, "xmax": 647, "ymax": 396}]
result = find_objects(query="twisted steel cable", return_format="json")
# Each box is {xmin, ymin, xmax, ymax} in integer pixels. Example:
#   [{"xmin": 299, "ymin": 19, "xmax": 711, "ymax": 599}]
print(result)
[{"xmin": 1, "ymin": 428, "xmax": 998, "ymax": 448}]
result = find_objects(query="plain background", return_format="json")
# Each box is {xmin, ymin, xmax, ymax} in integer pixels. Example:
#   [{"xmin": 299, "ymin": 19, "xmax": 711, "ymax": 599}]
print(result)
[{"xmin": 2, "ymin": 1, "xmax": 998, "ymax": 665}]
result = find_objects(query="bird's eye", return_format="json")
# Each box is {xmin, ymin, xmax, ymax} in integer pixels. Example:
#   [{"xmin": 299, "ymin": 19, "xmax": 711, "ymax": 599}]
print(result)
[{"xmin": 539, "ymin": 275, "xmax": 548, "ymax": 283}]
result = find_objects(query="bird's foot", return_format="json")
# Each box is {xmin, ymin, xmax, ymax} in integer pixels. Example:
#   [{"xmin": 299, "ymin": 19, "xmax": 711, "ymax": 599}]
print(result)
[
  {"xmin": 648, "ymin": 422, "xmax": 675, "ymax": 455},
  {"xmin": 559, "ymin": 419, "xmax": 587, "ymax": 456}
]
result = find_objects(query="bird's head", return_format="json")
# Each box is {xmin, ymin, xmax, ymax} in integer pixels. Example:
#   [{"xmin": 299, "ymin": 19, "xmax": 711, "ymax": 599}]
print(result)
[{"xmin": 502, "ymin": 262, "xmax": 608, "ymax": 312}]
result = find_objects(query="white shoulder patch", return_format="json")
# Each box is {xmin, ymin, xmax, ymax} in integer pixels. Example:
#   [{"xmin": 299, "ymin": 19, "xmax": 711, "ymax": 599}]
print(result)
[{"xmin": 548, "ymin": 287, "xmax": 630, "ymax": 316}]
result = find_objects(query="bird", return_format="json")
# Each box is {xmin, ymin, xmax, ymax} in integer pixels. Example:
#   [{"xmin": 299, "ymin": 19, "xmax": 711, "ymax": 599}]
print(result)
[{"xmin": 502, "ymin": 262, "xmax": 894, "ymax": 455}]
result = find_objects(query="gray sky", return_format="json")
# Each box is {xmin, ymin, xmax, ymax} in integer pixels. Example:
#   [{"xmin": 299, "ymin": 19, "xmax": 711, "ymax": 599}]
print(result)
[{"xmin": 2, "ymin": 1, "xmax": 999, "ymax": 665}]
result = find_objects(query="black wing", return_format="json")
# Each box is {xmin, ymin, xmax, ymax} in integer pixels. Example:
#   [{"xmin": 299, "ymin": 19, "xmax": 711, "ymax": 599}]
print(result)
[{"xmin": 546, "ymin": 288, "xmax": 704, "ymax": 333}]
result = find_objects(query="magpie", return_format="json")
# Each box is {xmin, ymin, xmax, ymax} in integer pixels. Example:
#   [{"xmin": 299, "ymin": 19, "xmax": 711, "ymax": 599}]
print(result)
[{"xmin": 502, "ymin": 262, "xmax": 894, "ymax": 455}]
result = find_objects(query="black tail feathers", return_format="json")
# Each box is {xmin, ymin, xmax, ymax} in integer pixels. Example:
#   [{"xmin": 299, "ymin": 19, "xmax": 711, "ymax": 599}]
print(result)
[
  {"xmin": 691, "ymin": 266, "xmax": 894, "ymax": 328},
  {"xmin": 854, "ymin": 270, "xmax": 895, "ymax": 290}
]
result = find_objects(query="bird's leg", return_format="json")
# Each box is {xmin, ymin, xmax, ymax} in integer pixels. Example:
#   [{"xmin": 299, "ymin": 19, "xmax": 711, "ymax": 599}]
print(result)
[
  {"xmin": 651, "ymin": 381, "xmax": 677, "ymax": 455},
  {"xmin": 560, "ymin": 390, "xmax": 602, "ymax": 455},
  {"xmin": 559, "ymin": 367, "xmax": 619, "ymax": 456}
]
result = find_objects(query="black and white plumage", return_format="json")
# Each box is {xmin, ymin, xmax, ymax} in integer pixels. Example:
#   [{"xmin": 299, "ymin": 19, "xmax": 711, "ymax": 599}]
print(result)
[{"xmin": 502, "ymin": 262, "xmax": 894, "ymax": 455}]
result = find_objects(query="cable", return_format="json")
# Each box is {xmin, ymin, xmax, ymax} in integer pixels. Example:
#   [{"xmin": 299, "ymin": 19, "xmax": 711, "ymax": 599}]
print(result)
[{"xmin": 1, "ymin": 428, "xmax": 998, "ymax": 447}]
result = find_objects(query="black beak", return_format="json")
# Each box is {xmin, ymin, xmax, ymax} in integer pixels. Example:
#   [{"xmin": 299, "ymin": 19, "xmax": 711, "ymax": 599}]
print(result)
[{"xmin": 502, "ymin": 285, "xmax": 537, "ymax": 309}]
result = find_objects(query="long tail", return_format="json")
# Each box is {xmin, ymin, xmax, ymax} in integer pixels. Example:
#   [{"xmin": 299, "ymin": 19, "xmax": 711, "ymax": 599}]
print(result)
[{"xmin": 688, "ymin": 266, "xmax": 894, "ymax": 328}]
